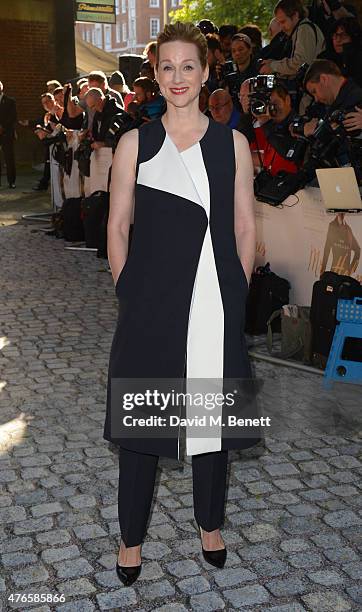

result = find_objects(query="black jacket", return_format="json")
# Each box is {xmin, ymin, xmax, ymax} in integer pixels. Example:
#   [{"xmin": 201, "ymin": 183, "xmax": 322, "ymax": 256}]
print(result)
[
  {"xmin": 329, "ymin": 78, "xmax": 362, "ymax": 115},
  {"xmin": 263, "ymin": 111, "xmax": 300, "ymax": 159},
  {"xmin": 0, "ymin": 94, "xmax": 17, "ymax": 140},
  {"xmin": 92, "ymin": 96, "xmax": 125, "ymax": 142}
]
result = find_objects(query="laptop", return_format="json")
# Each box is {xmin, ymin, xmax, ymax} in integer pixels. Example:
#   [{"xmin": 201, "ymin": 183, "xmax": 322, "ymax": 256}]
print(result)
[{"xmin": 316, "ymin": 167, "xmax": 362, "ymax": 213}]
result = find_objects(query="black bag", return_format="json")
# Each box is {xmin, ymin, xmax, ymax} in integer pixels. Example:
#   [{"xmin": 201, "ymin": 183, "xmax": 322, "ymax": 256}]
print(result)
[
  {"xmin": 62, "ymin": 197, "xmax": 84, "ymax": 242},
  {"xmin": 245, "ymin": 263, "xmax": 291, "ymax": 335},
  {"xmin": 51, "ymin": 209, "xmax": 64, "ymax": 239},
  {"xmin": 82, "ymin": 191, "xmax": 110, "ymax": 249},
  {"xmin": 254, "ymin": 169, "xmax": 308, "ymax": 205},
  {"xmin": 310, "ymin": 271, "xmax": 362, "ymax": 368},
  {"xmin": 63, "ymin": 147, "xmax": 73, "ymax": 177},
  {"xmin": 52, "ymin": 142, "xmax": 67, "ymax": 167}
]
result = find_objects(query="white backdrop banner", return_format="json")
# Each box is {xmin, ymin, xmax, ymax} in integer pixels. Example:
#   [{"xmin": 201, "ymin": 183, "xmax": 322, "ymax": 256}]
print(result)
[{"xmin": 255, "ymin": 187, "xmax": 362, "ymax": 305}]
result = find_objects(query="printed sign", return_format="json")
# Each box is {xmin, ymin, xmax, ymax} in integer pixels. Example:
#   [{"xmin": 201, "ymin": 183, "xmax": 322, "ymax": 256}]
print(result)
[{"xmin": 75, "ymin": 0, "xmax": 116, "ymax": 24}]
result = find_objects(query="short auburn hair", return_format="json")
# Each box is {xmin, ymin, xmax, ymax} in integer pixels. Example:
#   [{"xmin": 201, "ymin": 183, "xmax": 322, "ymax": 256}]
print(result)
[{"xmin": 156, "ymin": 22, "xmax": 208, "ymax": 70}]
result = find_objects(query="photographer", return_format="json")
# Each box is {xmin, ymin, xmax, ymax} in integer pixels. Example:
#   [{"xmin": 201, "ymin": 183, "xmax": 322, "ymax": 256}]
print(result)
[
  {"xmin": 30, "ymin": 92, "xmax": 62, "ymax": 191},
  {"xmin": 132, "ymin": 77, "xmax": 165, "ymax": 121},
  {"xmin": 218, "ymin": 25, "xmax": 238, "ymax": 60},
  {"xmin": 85, "ymin": 88, "xmax": 126, "ymax": 150},
  {"xmin": 205, "ymin": 34, "xmax": 224, "ymax": 93},
  {"xmin": 303, "ymin": 59, "xmax": 362, "ymax": 129},
  {"xmin": 224, "ymin": 33, "xmax": 258, "ymax": 107},
  {"xmin": 300, "ymin": 59, "xmax": 362, "ymax": 170},
  {"xmin": 318, "ymin": 17, "xmax": 362, "ymax": 87},
  {"xmin": 239, "ymin": 80, "xmax": 301, "ymax": 175},
  {"xmin": 260, "ymin": 0, "xmax": 325, "ymax": 78},
  {"xmin": 88, "ymin": 71, "xmax": 124, "ymax": 107},
  {"xmin": 208, "ymin": 89, "xmax": 241, "ymax": 128}
]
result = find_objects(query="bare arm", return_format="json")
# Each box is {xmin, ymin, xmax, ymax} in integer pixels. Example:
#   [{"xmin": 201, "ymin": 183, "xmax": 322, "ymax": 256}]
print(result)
[
  {"xmin": 107, "ymin": 128, "xmax": 138, "ymax": 284},
  {"xmin": 233, "ymin": 129, "xmax": 256, "ymax": 283}
]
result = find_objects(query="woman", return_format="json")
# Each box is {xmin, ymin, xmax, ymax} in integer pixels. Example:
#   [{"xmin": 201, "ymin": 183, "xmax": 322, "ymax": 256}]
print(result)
[
  {"xmin": 318, "ymin": 17, "xmax": 362, "ymax": 87},
  {"xmin": 104, "ymin": 22, "xmax": 259, "ymax": 586}
]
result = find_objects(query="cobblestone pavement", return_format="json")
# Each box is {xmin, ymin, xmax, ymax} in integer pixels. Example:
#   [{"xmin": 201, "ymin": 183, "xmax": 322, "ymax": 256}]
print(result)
[{"xmin": 0, "ymin": 223, "xmax": 361, "ymax": 612}]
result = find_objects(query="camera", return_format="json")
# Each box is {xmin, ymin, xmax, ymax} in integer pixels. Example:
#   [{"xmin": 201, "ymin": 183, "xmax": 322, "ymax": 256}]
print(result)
[
  {"xmin": 220, "ymin": 61, "xmax": 243, "ymax": 103},
  {"xmin": 290, "ymin": 115, "xmax": 309, "ymax": 136},
  {"xmin": 105, "ymin": 113, "xmax": 135, "ymax": 152},
  {"xmin": 247, "ymin": 75, "xmax": 279, "ymax": 116},
  {"xmin": 289, "ymin": 109, "xmax": 358, "ymax": 181},
  {"xmin": 44, "ymin": 123, "xmax": 67, "ymax": 146},
  {"xmin": 220, "ymin": 60, "xmax": 238, "ymax": 80},
  {"xmin": 74, "ymin": 138, "xmax": 93, "ymax": 177}
]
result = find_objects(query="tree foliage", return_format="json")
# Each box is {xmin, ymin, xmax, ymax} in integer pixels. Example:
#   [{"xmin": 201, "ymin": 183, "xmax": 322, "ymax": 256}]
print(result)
[{"xmin": 170, "ymin": 0, "xmax": 275, "ymax": 36}]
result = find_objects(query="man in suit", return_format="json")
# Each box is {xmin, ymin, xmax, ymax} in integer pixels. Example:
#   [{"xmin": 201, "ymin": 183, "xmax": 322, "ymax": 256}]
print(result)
[{"xmin": 0, "ymin": 81, "xmax": 17, "ymax": 188}]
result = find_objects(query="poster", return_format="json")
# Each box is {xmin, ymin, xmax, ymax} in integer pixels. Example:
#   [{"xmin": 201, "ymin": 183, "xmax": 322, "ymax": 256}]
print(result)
[{"xmin": 255, "ymin": 187, "xmax": 362, "ymax": 305}]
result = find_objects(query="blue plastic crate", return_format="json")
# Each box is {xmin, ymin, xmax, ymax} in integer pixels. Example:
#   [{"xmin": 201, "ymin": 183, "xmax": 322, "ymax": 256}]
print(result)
[{"xmin": 337, "ymin": 297, "xmax": 362, "ymax": 324}]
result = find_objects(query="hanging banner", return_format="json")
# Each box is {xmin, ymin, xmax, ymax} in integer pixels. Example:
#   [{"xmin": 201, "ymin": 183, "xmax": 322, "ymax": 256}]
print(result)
[{"xmin": 75, "ymin": 0, "xmax": 116, "ymax": 24}]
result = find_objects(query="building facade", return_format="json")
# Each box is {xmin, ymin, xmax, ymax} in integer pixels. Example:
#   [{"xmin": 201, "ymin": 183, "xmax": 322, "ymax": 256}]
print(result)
[{"xmin": 75, "ymin": 0, "xmax": 182, "ymax": 56}]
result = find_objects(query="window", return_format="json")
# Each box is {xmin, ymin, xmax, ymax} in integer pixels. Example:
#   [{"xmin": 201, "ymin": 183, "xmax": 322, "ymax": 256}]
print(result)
[
  {"xmin": 129, "ymin": 18, "xmax": 135, "ymax": 41},
  {"xmin": 86, "ymin": 30, "xmax": 91, "ymax": 43},
  {"xmin": 116, "ymin": 23, "xmax": 121, "ymax": 43},
  {"xmin": 104, "ymin": 24, "xmax": 112, "ymax": 50},
  {"xmin": 150, "ymin": 18, "xmax": 160, "ymax": 39},
  {"xmin": 95, "ymin": 26, "xmax": 102, "ymax": 48},
  {"xmin": 115, "ymin": 0, "xmax": 120, "ymax": 14},
  {"xmin": 92, "ymin": 30, "xmax": 96, "ymax": 45},
  {"xmin": 122, "ymin": 0, "xmax": 126, "ymax": 13},
  {"xmin": 149, "ymin": 0, "xmax": 159, "ymax": 6},
  {"xmin": 171, "ymin": 0, "xmax": 177, "ymax": 6},
  {"xmin": 122, "ymin": 23, "xmax": 127, "ymax": 42}
]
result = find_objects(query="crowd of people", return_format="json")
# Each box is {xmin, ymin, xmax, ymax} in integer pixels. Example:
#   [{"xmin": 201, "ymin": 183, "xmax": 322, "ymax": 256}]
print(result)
[{"xmin": 1, "ymin": 0, "xmax": 362, "ymax": 196}]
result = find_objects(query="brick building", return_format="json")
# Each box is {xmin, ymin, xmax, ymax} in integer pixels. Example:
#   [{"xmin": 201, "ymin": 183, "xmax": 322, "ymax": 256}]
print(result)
[
  {"xmin": 0, "ymin": 0, "xmax": 76, "ymax": 163},
  {"xmin": 0, "ymin": 0, "xmax": 76, "ymax": 121},
  {"xmin": 75, "ymin": 0, "xmax": 182, "ymax": 56}
]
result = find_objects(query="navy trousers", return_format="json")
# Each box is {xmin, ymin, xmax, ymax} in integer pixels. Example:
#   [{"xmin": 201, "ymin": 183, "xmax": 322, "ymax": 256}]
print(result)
[{"xmin": 118, "ymin": 446, "xmax": 228, "ymax": 547}]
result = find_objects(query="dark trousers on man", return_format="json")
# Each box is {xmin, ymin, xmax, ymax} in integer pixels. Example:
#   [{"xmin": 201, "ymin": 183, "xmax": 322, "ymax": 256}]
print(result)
[
  {"xmin": 118, "ymin": 446, "xmax": 228, "ymax": 547},
  {"xmin": 0, "ymin": 138, "xmax": 16, "ymax": 186}
]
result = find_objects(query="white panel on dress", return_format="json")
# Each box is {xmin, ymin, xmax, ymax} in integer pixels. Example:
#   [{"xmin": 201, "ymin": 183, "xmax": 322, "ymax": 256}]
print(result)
[
  {"xmin": 180, "ymin": 145, "xmax": 224, "ymax": 456},
  {"xmin": 137, "ymin": 135, "xmax": 206, "ymax": 211}
]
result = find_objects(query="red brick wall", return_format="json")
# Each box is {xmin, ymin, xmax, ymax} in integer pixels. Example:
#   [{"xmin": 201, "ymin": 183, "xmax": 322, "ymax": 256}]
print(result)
[{"xmin": 0, "ymin": 19, "xmax": 56, "ymax": 121}]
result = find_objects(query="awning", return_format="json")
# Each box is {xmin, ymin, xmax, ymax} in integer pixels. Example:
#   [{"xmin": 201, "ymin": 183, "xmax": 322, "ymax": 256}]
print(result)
[{"xmin": 75, "ymin": 34, "xmax": 119, "ymax": 75}]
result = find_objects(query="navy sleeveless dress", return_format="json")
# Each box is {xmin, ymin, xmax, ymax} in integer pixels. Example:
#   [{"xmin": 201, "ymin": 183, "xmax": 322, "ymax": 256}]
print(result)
[{"xmin": 104, "ymin": 117, "xmax": 260, "ymax": 459}]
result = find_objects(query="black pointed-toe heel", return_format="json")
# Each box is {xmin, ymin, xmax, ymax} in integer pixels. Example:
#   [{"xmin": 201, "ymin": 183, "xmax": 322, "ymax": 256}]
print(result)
[
  {"xmin": 116, "ymin": 561, "xmax": 142, "ymax": 586},
  {"xmin": 198, "ymin": 524, "xmax": 227, "ymax": 569}
]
